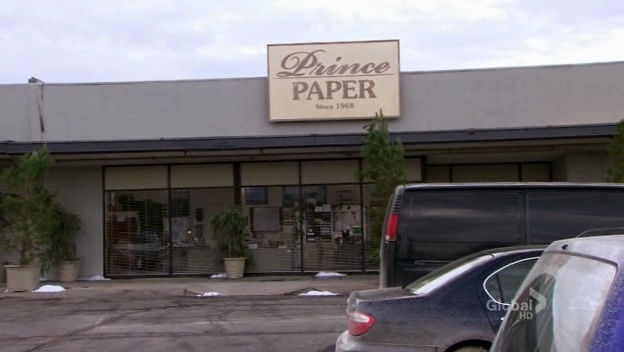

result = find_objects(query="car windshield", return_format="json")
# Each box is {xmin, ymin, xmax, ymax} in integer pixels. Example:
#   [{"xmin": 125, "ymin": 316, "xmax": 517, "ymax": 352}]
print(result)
[
  {"xmin": 405, "ymin": 253, "xmax": 492, "ymax": 295},
  {"xmin": 493, "ymin": 252, "xmax": 617, "ymax": 352}
]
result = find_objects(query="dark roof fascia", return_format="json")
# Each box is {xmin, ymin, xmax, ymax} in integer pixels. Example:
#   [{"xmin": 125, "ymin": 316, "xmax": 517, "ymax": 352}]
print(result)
[{"xmin": 0, "ymin": 123, "xmax": 617, "ymax": 156}]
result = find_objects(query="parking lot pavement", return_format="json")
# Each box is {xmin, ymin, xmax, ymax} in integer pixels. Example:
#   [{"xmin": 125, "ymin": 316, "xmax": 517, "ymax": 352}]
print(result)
[
  {"xmin": 0, "ymin": 273, "xmax": 379, "ymax": 299},
  {"xmin": 0, "ymin": 292, "xmax": 349, "ymax": 352}
]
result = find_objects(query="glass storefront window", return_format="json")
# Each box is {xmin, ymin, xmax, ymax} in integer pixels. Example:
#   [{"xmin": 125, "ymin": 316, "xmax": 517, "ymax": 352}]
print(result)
[
  {"xmin": 103, "ymin": 159, "xmax": 385, "ymax": 276},
  {"xmin": 104, "ymin": 188, "xmax": 235, "ymax": 276},
  {"xmin": 170, "ymin": 188, "xmax": 234, "ymax": 275},
  {"xmin": 302, "ymin": 184, "xmax": 363, "ymax": 272},
  {"xmin": 242, "ymin": 186, "xmax": 302, "ymax": 273},
  {"xmin": 105, "ymin": 190, "xmax": 168, "ymax": 276}
]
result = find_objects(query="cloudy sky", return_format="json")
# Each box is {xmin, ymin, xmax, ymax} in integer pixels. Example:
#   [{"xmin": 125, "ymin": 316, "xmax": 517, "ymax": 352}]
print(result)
[{"xmin": 1, "ymin": 0, "xmax": 623, "ymax": 84}]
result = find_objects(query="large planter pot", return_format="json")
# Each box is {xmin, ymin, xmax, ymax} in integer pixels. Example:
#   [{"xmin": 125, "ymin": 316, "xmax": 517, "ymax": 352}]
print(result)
[
  {"xmin": 5, "ymin": 264, "xmax": 41, "ymax": 292},
  {"xmin": 223, "ymin": 257, "xmax": 246, "ymax": 279},
  {"xmin": 59, "ymin": 260, "xmax": 80, "ymax": 283}
]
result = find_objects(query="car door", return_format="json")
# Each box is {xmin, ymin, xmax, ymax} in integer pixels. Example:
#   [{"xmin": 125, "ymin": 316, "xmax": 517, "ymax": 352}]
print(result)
[{"xmin": 479, "ymin": 256, "xmax": 540, "ymax": 331}]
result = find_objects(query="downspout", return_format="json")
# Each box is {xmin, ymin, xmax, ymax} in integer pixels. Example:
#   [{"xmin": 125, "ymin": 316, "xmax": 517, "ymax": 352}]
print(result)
[
  {"xmin": 37, "ymin": 83, "xmax": 45, "ymax": 136},
  {"xmin": 27, "ymin": 77, "xmax": 46, "ymax": 141}
]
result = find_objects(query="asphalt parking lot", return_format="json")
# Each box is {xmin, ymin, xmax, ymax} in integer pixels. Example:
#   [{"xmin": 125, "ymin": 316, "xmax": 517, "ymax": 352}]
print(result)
[{"xmin": 0, "ymin": 274, "xmax": 378, "ymax": 352}]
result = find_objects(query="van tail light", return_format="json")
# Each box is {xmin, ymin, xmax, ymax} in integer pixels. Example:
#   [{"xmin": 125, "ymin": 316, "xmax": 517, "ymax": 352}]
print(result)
[
  {"xmin": 348, "ymin": 311, "xmax": 376, "ymax": 336},
  {"xmin": 385, "ymin": 214, "xmax": 399, "ymax": 242}
]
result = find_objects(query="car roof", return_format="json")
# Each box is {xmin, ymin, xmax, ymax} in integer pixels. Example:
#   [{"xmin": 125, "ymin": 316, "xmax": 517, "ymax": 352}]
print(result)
[
  {"xmin": 546, "ymin": 235, "xmax": 624, "ymax": 264},
  {"xmin": 483, "ymin": 245, "xmax": 546, "ymax": 257},
  {"xmin": 400, "ymin": 182, "xmax": 624, "ymax": 191},
  {"xmin": 576, "ymin": 227, "xmax": 624, "ymax": 237}
]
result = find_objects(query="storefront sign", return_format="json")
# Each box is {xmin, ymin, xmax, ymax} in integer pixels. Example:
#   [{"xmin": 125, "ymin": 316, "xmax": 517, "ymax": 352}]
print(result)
[{"xmin": 268, "ymin": 40, "xmax": 400, "ymax": 121}]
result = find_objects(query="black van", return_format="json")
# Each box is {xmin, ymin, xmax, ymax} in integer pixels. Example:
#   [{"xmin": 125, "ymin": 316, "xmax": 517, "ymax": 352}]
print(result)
[{"xmin": 380, "ymin": 182, "xmax": 624, "ymax": 288}]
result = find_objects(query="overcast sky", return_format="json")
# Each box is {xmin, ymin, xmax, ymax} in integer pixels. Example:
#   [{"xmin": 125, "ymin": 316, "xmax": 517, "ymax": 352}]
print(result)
[{"xmin": 1, "ymin": 0, "xmax": 623, "ymax": 84}]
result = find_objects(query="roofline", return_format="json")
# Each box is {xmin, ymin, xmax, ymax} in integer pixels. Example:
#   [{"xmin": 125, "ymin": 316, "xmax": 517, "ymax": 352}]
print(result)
[
  {"xmin": 401, "ymin": 59, "xmax": 624, "ymax": 76},
  {"xmin": 0, "ymin": 75, "xmax": 267, "ymax": 87},
  {"xmin": 0, "ymin": 123, "xmax": 616, "ymax": 156},
  {"xmin": 4, "ymin": 59, "xmax": 623, "ymax": 86}
]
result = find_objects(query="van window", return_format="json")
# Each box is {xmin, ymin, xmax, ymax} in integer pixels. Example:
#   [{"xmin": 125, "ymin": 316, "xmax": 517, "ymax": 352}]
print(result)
[
  {"xmin": 527, "ymin": 191, "xmax": 624, "ymax": 243},
  {"xmin": 397, "ymin": 191, "xmax": 522, "ymax": 261}
]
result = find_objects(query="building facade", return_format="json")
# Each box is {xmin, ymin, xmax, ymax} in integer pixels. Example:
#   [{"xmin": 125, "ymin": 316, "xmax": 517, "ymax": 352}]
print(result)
[{"xmin": 1, "ymin": 60, "xmax": 623, "ymax": 278}]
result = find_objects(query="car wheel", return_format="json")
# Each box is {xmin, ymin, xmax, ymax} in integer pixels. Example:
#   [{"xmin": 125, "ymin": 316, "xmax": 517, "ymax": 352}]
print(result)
[{"xmin": 452, "ymin": 346, "xmax": 488, "ymax": 352}]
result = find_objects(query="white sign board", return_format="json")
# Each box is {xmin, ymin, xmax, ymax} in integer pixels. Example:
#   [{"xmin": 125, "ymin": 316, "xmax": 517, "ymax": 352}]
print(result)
[{"xmin": 267, "ymin": 40, "xmax": 400, "ymax": 121}]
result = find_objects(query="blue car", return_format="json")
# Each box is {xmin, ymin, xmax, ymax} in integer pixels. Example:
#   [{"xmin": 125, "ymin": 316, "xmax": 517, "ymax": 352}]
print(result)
[
  {"xmin": 335, "ymin": 246, "xmax": 544, "ymax": 352},
  {"xmin": 491, "ymin": 235, "xmax": 624, "ymax": 351}
]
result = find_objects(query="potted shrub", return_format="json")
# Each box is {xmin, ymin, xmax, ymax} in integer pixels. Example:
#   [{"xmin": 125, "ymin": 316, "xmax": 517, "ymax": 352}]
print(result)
[
  {"xmin": 210, "ymin": 206, "xmax": 252, "ymax": 279},
  {"xmin": 40, "ymin": 203, "xmax": 83, "ymax": 283},
  {"xmin": 0, "ymin": 148, "xmax": 55, "ymax": 292}
]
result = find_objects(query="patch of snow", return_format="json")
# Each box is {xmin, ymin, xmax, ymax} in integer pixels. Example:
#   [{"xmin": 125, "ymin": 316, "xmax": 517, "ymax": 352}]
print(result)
[
  {"xmin": 210, "ymin": 273, "xmax": 227, "ymax": 279},
  {"xmin": 298, "ymin": 290, "xmax": 338, "ymax": 296},
  {"xmin": 79, "ymin": 275, "xmax": 111, "ymax": 281},
  {"xmin": 34, "ymin": 285, "xmax": 66, "ymax": 293},
  {"xmin": 197, "ymin": 292, "xmax": 224, "ymax": 297},
  {"xmin": 314, "ymin": 271, "xmax": 347, "ymax": 278}
]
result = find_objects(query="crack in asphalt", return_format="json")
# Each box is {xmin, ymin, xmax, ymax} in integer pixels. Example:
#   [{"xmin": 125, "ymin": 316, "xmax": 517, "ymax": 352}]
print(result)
[
  {"xmin": 2, "ymin": 296, "xmax": 348, "ymax": 351},
  {"xmin": 22, "ymin": 310, "xmax": 135, "ymax": 352},
  {"xmin": 16, "ymin": 299, "xmax": 210, "ymax": 351}
]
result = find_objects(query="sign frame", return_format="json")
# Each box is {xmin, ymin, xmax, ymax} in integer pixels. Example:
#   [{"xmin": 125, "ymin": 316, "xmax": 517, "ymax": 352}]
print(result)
[{"xmin": 267, "ymin": 39, "xmax": 401, "ymax": 122}]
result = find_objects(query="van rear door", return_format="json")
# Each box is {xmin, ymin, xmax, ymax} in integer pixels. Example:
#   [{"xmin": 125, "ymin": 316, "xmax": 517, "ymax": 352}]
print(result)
[{"xmin": 379, "ymin": 186, "xmax": 404, "ymax": 287}]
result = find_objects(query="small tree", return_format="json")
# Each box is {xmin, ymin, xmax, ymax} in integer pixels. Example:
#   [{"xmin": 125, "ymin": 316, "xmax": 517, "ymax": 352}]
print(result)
[
  {"xmin": 607, "ymin": 120, "xmax": 624, "ymax": 182},
  {"xmin": 210, "ymin": 206, "xmax": 252, "ymax": 260},
  {"xmin": 0, "ymin": 148, "xmax": 55, "ymax": 266},
  {"xmin": 361, "ymin": 110, "xmax": 406, "ymax": 263},
  {"xmin": 39, "ymin": 202, "xmax": 83, "ymax": 272}
]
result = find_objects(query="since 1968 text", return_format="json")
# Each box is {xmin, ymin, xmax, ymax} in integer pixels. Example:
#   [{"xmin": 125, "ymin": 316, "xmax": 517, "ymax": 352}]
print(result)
[{"xmin": 315, "ymin": 102, "xmax": 355, "ymax": 110}]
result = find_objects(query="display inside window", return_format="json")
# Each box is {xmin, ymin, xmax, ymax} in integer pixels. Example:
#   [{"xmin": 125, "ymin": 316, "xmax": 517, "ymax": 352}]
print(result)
[
  {"xmin": 246, "ymin": 187, "xmax": 268, "ymax": 205},
  {"xmin": 250, "ymin": 206, "xmax": 281, "ymax": 232}
]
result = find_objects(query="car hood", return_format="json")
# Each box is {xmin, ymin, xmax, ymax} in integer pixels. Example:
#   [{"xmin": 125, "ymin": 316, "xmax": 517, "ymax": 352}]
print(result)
[{"xmin": 347, "ymin": 287, "xmax": 412, "ymax": 313}]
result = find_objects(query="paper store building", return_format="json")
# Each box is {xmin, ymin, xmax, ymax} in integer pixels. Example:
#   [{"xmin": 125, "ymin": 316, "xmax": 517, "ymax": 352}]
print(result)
[{"xmin": 1, "ymin": 40, "xmax": 623, "ymax": 278}]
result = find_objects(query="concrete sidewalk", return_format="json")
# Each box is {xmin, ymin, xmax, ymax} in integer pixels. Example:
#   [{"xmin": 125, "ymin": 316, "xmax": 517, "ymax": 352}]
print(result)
[{"xmin": 0, "ymin": 273, "xmax": 379, "ymax": 299}]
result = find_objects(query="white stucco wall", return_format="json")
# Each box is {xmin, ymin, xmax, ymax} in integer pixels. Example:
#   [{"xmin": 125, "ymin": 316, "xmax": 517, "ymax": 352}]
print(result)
[
  {"xmin": 552, "ymin": 152, "xmax": 609, "ymax": 182},
  {"xmin": 404, "ymin": 63, "xmax": 624, "ymax": 131},
  {"xmin": 0, "ymin": 84, "xmax": 35, "ymax": 142},
  {"xmin": 46, "ymin": 166, "xmax": 103, "ymax": 277},
  {"xmin": 1, "ymin": 61, "xmax": 623, "ymax": 143}
]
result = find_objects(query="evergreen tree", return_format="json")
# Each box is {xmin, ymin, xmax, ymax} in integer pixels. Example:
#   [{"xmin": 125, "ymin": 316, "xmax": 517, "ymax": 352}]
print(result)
[
  {"xmin": 361, "ymin": 110, "xmax": 406, "ymax": 264},
  {"xmin": 0, "ymin": 147, "xmax": 55, "ymax": 265}
]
